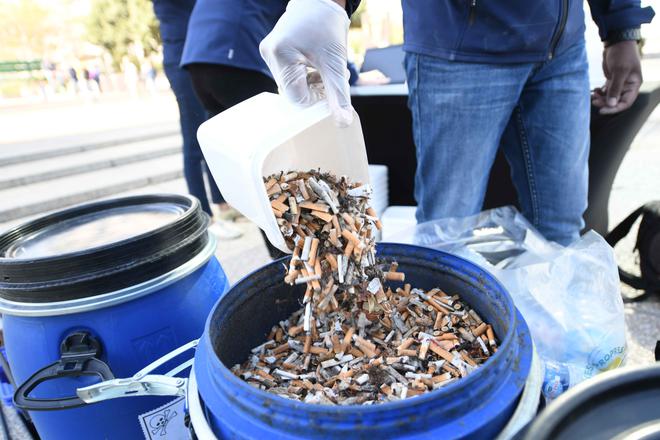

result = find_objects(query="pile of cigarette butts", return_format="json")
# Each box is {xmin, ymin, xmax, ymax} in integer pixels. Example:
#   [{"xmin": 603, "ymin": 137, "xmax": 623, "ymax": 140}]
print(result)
[{"xmin": 231, "ymin": 170, "xmax": 498, "ymax": 405}]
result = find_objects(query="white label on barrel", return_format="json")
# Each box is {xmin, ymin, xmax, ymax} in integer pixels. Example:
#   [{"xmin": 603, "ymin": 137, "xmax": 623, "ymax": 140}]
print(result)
[{"xmin": 138, "ymin": 396, "xmax": 188, "ymax": 440}]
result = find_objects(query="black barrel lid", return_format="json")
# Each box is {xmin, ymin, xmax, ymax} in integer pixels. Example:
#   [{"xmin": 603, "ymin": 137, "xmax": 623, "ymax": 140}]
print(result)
[
  {"xmin": 0, "ymin": 194, "xmax": 210, "ymax": 303},
  {"xmin": 524, "ymin": 364, "xmax": 660, "ymax": 440}
]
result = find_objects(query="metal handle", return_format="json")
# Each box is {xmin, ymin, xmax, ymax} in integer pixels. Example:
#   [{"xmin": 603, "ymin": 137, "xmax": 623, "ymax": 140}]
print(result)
[
  {"xmin": 77, "ymin": 339, "xmax": 198, "ymax": 404},
  {"xmin": 14, "ymin": 332, "xmax": 115, "ymax": 411}
]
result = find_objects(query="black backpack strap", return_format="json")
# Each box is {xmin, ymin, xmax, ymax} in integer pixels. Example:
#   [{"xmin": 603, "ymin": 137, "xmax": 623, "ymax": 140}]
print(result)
[
  {"xmin": 606, "ymin": 205, "xmax": 648, "ymax": 293},
  {"xmin": 637, "ymin": 202, "xmax": 660, "ymax": 291}
]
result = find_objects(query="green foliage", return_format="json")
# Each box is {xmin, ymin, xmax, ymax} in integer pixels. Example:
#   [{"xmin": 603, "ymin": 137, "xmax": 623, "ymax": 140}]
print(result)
[{"xmin": 86, "ymin": 0, "xmax": 161, "ymax": 68}]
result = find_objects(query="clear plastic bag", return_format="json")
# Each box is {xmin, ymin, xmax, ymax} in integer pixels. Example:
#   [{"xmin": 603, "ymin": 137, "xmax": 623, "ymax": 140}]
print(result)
[{"xmin": 392, "ymin": 206, "xmax": 626, "ymax": 400}]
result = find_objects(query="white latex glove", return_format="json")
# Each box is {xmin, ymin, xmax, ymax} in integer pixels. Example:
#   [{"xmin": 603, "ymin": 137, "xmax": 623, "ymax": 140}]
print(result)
[{"xmin": 260, "ymin": 0, "xmax": 353, "ymax": 126}]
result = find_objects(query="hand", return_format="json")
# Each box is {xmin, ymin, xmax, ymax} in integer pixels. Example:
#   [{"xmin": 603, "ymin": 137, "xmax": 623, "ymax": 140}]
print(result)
[
  {"xmin": 592, "ymin": 40, "xmax": 643, "ymax": 115},
  {"xmin": 260, "ymin": 0, "xmax": 353, "ymax": 125}
]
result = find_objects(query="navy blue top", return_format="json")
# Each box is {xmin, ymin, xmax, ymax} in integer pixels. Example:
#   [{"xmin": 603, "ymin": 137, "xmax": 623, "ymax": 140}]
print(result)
[
  {"xmin": 152, "ymin": 0, "xmax": 196, "ymax": 65},
  {"xmin": 180, "ymin": 0, "xmax": 287, "ymax": 76},
  {"xmin": 402, "ymin": 0, "xmax": 654, "ymax": 64}
]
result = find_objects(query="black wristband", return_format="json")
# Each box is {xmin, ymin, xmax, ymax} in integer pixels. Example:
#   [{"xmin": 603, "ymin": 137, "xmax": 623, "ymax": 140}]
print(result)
[{"xmin": 605, "ymin": 28, "xmax": 642, "ymax": 47}]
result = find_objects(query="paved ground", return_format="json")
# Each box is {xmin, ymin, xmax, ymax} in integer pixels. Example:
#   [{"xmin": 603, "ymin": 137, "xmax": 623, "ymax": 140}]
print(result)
[{"xmin": 0, "ymin": 79, "xmax": 658, "ymax": 438}]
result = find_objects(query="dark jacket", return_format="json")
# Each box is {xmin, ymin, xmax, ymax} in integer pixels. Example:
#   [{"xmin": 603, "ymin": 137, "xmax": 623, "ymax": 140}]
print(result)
[
  {"xmin": 152, "ymin": 0, "xmax": 196, "ymax": 65},
  {"xmin": 346, "ymin": 0, "xmax": 653, "ymax": 64},
  {"xmin": 180, "ymin": 0, "xmax": 287, "ymax": 75}
]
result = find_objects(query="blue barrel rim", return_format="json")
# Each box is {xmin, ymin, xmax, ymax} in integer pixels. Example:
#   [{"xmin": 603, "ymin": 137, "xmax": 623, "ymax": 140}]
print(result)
[
  {"xmin": 196, "ymin": 242, "xmax": 524, "ymax": 415},
  {"xmin": 0, "ymin": 233, "xmax": 217, "ymax": 317}
]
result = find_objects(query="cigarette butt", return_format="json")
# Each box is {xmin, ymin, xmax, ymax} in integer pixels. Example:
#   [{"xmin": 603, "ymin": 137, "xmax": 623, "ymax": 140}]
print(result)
[
  {"xmin": 384, "ymin": 272, "xmax": 405, "ymax": 282},
  {"xmin": 341, "ymin": 213, "xmax": 356, "ymax": 230},
  {"xmin": 344, "ymin": 241, "xmax": 354, "ymax": 257},
  {"xmin": 267, "ymin": 183, "xmax": 282, "ymax": 196},
  {"xmin": 265, "ymin": 178, "xmax": 278, "ymax": 190},
  {"xmin": 301, "ymin": 236, "xmax": 312, "ymax": 261},
  {"xmin": 434, "ymin": 311, "xmax": 444, "ymax": 330},
  {"xmin": 458, "ymin": 327, "xmax": 475, "ymax": 343},
  {"xmin": 272, "ymin": 208, "xmax": 283, "ymax": 218},
  {"xmin": 341, "ymin": 229, "xmax": 362, "ymax": 248},
  {"xmin": 299, "ymin": 201, "xmax": 330, "ymax": 212},
  {"xmin": 486, "ymin": 326, "xmax": 496, "ymax": 347},
  {"xmin": 435, "ymin": 340, "xmax": 456, "ymax": 351},
  {"xmin": 332, "ymin": 216, "xmax": 341, "ymax": 233},
  {"xmin": 283, "ymin": 172, "xmax": 298, "ymax": 182},
  {"xmin": 419, "ymin": 341, "xmax": 430, "ymax": 360},
  {"xmin": 255, "ymin": 369, "xmax": 277, "ymax": 382},
  {"xmin": 328, "ymin": 229, "xmax": 340, "ymax": 248},
  {"xmin": 399, "ymin": 349, "xmax": 417, "ymax": 357},
  {"xmin": 289, "ymin": 197, "xmax": 298, "ymax": 215},
  {"xmin": 272, "ymin": 343, "xmax": 290, "ymax": 355},
  {"xmin": 354, "ymin": 336, "xmax": 378, "ymax": 358},
  {"xmin": 275, "ymin": 193, "xmax": 287, "ymax": 203},
  {"xmin": 473, "ymin": 322, "xmax": 488, "ymax": 337},
  {"xmin": 303, "ymin": 334, "xmax": 312, "ymax": 354},
  {"xmin": 431, "ymin": 373, "xmax": 452, "ymax": 383},
  {"xmin": 294, "ymin": 274, "xmax": 321, "ymax": 284},
  {"xmin": 469, "ymin": 309, "xmax": 484, "ymax": 325},
  {"xmin": 337, "ymin": 254, "xmax": 345, "ymax": 284},
  {"xmin": 460, "ymin": 351, "xmax": 478, "ymax": 367},
  {"xmin": 284, "ymin": 269, "xmax": 300, "ymax": 284},
  {"xmin": 397, "ymin": 338, "xmax": 415, "ymax": 352},
  {"xmin": 288, "ymin": 325, "xmax": 304, "ymax": 337},
  {"xmin": 290, "ymin": 246, "xmax": 301, "ymax": 270},
  {"xmin": 303, "ymin": 285, "xmax": 313, "ymax": 303},
  {"xmin": 294, "ymin": 226, "xmax": 307, "ymax": 239},
  {"xmin": 425, "ymin": 299, "xmax": 447, "ymax": 314},
  {"xmin": 311, "ymin": 210, "xmax": 334, "ymax": 223},
  {"xmin": 343, "ymin": 327, "xmax": 355, "ymax": 346},
  {"xmin": 370, "ymin": 357, "xmax": 384, "ymax": 367},
  {"xmin": 308, "ymin": 238, "xmax": 320, "ymax": 266},
  {"xmin": 349, "ymin": 347, "xmax": 364, "ymax": 358},
  {"xmin": 353, "ymin": 243, "xmax": 362, "ymax": 260},
  {"xmin": 435, "ymin": 333, "xmax": 459, "ymax": 341},
  {"xmin": 366, "ymin": 207, "xmax": 383, "ymax": 230},
  {"xmin": 428, "ymin": 342, "xmax": 454, "ymax": 363},
  {"xmin": 297, "ymin": 180, "xmax": 310, "ymax": 199},
  {"xmin": 314, "ymin": 258, "xmax": 322, "ymax": 276},
  {"xmin": 309, "ymin": 346, "xmax": 330, "ymax": 355},
  {"xmin": 325, "ymin": 254, "xmax": 338, "ymax": 270}
]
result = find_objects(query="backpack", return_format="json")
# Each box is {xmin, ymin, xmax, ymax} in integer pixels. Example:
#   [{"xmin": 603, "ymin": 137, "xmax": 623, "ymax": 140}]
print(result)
[{"xmin": 606, "ymin": 201, "xmax": 660, "ymax": 301}]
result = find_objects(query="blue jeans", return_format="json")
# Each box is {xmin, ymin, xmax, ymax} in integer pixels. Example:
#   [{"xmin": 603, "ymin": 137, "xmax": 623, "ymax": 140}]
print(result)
[
  {"xmin": 163, "ymin": 62, "xmax": 224, "ymax": 215},
  {"xmin": 405, "ymin": 41, "xmax": 590, "ymax": 245}
]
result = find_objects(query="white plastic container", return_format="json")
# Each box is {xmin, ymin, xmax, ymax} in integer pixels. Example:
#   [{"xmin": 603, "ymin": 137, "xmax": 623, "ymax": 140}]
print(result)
[{"xmin": 197, "ymin": 92, "xmax": 370, "ymax": 253}]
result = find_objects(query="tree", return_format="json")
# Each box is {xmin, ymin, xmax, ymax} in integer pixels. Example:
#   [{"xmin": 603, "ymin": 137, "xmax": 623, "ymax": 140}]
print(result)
[
  {"xmin": 0, "ymin": 0, "xmax": 55, "ymax": 60},
  {"xmin": 86, "ymin": 0, "xmax": 160, "ymax": 68}
]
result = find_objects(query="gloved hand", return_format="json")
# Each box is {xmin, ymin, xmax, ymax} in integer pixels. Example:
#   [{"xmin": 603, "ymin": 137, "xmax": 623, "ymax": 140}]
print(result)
[{"xmin": 260, "ymin": 0, "xmax": 353, "ymax": 126}]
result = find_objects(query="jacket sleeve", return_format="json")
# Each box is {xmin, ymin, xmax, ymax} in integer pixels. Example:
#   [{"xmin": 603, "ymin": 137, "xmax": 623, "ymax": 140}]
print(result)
[
  {"xmin": 587, "ymin": 0, "xmax": 655, "ymax": 40},
  {"xmin": 345, "ymin": 0, "xmax": 361, "ymax": 17}
]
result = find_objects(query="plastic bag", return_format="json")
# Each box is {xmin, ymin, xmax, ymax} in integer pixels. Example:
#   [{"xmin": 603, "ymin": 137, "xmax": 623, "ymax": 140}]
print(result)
[{"xmin": 392, "ymin": 206, "xmax": 626, "ymax": 400}]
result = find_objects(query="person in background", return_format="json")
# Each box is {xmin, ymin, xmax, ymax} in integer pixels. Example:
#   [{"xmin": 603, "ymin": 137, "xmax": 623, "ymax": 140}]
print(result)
[
  {"xmin": 67, "ymin": 66, "xmax": 79, "ymax": 94},
  {"xmin": 260, "ymin": 0, "xmax": 654, "ymax": 246},
  {"xmin": 180, "ymin": 0, "xmax": 288, "ymax": 256},
  {"xmin": 152, "ymin": 0, "xmax": 242, "ymax": 239}
]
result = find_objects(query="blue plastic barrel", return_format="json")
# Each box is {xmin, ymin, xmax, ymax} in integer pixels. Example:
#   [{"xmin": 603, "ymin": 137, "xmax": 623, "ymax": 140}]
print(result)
[
  {"xmin": 0, "ymin": 195, "xmax": 229, "ymax": 440},
  {"xmin": 194, "ymin": 242, "xmax": 533, "ymax": 440}
]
